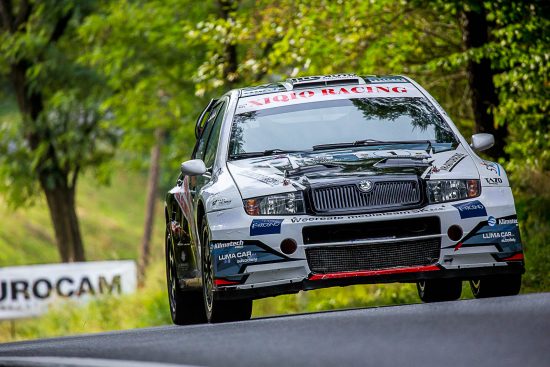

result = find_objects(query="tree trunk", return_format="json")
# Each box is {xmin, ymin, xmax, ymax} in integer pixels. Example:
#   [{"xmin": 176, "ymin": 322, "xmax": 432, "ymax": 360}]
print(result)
[
  {"xmin": 217, "ymin": 0, "xmax": 239, "ymax": 85},
  {"xmin": 40, "ymin": 175, "xmax": 85, "ymax": 262},
  {"xmin": 2, "ymin": 2, "xmax": 85, "ymax": 263},
  {"xmin": 461, "ymin": 6, "xmax": 507, "ymax": 159},
  {"xmin": 12, "ymin": 62, "xmax": 86, "ymax": 263},
  {"xmin": 138, "ymin": 128, "xmax": 164, "ymax": 285}
]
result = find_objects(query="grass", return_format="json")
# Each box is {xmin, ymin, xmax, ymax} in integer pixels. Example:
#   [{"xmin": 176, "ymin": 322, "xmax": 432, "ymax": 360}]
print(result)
[
  {"xmin": 0, "ymin": 169, "xmax": 165, "ymax": 266},
  {"xmin": 0, "ymin": 167, "xmax": 168, "ymax": 342}
]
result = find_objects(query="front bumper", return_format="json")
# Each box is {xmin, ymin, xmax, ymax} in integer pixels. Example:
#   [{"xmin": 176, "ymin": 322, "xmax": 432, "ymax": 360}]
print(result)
[
  {"xmin": 207, "ymin": 186, "xmax": 525, "ymax": 300},
  {"xmin": 215, "ymin": 262, "xmax": 525, "ymax": 300}
]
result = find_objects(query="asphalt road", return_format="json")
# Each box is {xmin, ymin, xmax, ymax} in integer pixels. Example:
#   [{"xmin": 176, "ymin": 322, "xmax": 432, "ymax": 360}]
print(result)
[{"xmin": 0, "ymin": 293, "xmax": 548, "ymax": 367}]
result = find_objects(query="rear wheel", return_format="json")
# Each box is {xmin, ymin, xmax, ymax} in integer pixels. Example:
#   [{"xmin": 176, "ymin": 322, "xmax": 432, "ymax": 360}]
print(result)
[
  {"xmin": 469, "ymin": 274, "xmax": 522, "ymax": 298},
  {"xmin": 417, "ymin": 279, "xmax": 462, "ymax": 302},
  {"xmin": 201, "ymin": 216, "xmax": 252, "ymax": 323},
  {"xmin": 166, "ymin": 226, "xmax": 206, "ymax": 325}
]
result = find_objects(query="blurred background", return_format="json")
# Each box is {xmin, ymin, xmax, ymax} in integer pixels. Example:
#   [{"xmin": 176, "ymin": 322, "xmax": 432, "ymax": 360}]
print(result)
[{"xmin": 0, "ymin": 0, "xmax": 548, "ymax": 341}]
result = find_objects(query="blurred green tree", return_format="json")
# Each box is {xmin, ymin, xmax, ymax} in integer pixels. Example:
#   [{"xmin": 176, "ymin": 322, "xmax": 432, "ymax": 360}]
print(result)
[
  {"xmin": 189, "ymin": 0, "xmax": 546, "ymax": 163},
  {"xmin": 78, "ymin": 0, "xmax": 212, "ymax": 281},
  {"xmin": 0, "ymin": 0, "xmax": 117, "ymax": 262}
]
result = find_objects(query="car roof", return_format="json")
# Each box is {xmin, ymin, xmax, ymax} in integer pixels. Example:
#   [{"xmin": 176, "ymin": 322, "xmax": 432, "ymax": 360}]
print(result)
[{"xmin": 237, "ymin": 74, "xmax": 410, "ymax": 98}]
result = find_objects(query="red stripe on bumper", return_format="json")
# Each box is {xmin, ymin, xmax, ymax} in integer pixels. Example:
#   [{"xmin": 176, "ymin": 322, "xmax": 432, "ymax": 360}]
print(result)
[
  {"xmin": 308, "ymin": 265, "xmax": 441, "ymax": 281},
  {"xmin": 214, "ymin": 279, "xmax": 240, "ymax": 286},
  {"xmin": 501, "ymin": 253, "xmax": 524, "ymax": 261}
]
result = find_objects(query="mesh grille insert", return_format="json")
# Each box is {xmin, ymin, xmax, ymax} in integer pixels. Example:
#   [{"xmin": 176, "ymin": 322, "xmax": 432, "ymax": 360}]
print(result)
[
  {"xmin": 302, "ymin": 217, "xmax": 440, "ymax": 245},
  {"xmin": 306, "ymin": 238, "xmax": 441, "ymax": 274}
]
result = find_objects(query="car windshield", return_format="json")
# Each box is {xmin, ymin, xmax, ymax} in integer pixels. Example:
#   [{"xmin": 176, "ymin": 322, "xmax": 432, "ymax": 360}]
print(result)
[{"xmin": 228, "ymin": 97, "xmax": 457, "ymax": 157}]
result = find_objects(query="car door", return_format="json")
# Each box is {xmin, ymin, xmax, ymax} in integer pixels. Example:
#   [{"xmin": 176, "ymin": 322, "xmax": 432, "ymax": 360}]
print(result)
[
  {"xmin": 167, "ymin": 99, "xmax": 225, "ymax": 282},
  {"xmin": 190, "ymin": 100, "xmax": 227, "ymax": 199},
  {"xmin": 170, "ymin": 99, "xmax": 221, "ymax": 246}
]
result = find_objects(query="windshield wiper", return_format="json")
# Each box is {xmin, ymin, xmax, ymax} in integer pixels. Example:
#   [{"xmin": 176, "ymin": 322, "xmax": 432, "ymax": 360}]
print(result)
[
  {"xmin": 312, "ymin": 139, "xmax": 382, "ymax": 151},
  {"xmin": 313, "ymin": 140, "xmax": 434, "ymax": 152},
  {"xmin": 229, "ymin": 149, "xmax": 307, "ymax": 160}
]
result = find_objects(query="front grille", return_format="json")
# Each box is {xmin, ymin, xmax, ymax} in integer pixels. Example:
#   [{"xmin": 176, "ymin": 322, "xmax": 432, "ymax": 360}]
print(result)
[
  {"xmin": 306, "ymin": 238, "xmax": 441, "ymax": 273},
  {"xmin": 302, "ymin": 217, "xmax": 440, "ymax": 245},
  {"xmin": 310, "ymin": 179, "xmax": 421, "ymax": 214}
]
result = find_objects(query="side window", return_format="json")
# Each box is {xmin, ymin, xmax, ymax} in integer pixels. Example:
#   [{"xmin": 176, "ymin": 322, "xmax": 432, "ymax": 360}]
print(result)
[
  {"xmin": 203, "ymin": 102, "xmax": 226, "ymax": 168},
  {"xmin": 193, "ymin": 103, "xmax": 222, "ymax": 160}
]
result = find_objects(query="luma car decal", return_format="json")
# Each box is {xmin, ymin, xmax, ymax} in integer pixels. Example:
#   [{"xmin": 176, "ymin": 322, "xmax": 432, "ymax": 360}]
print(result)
[
  {"xmin": 463, "ymin": 223, "xmax": 522, "ymax": 252},
  {"xmin": 210, "ymin": 240, "xmax": 297, "ymax": 278},
  {"xmin": 452, "ymin": 200, "xmax": 487, "ymax": 219},
  {"xmin": 445, "ymin": 215, "xmax": 522, "ymax": 252}
]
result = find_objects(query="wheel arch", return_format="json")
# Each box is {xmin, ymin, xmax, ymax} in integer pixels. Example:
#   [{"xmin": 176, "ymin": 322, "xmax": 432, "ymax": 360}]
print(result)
[{"xmin": 197, "ymin": 199, "xmax": 206, "ymax": 235}]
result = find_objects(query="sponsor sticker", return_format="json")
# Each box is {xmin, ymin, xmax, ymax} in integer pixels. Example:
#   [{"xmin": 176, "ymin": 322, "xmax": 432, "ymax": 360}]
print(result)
[
  {"xmin": 239, "ymin": 170, "xmax": 283, "ymax": 186},
  {"xmin": 481, "ymin": 161, "xmax": 501, "ymax": 176},
  {"xmin": 498, "ymin": 217, "xmax": 518, "ymax": 225},
  {"xmin": 288, "ymin": 206, "xmax": 446, "ymax": 223},
  {"xmin": 250, "ymin": 219, "xmax": 284, "ymax": 236},
  {"xmin": 462, "ymin": 223, "xmax": 522, "ymax": 252},
  {"xmin": 209, "ymin": 240, "xmax": 290, "ymax": 277},
  {"xmin": 438, "ymin": 153, "xmax": 466, "ymax": 171},
  {"xmin": 453, "ymin": 200, "xmax": 487, "ymax": 219},
  {"xmin": 211, "ymin": 197, "xmax": 232, "ymax": 208},
  {"xmin": 217, "ymin": 250, "xmax": 258, "ymax": 265},
  {"xmin": 447, "ymin": 215, "xmax": 522, "ymax": 253},
  {"xmin": 482, "ymin": 231, "xmax": 517, "ymax": 243},
  {"xmin": 236, "ymin": 83, "xmax": 424, "ymax": 113},
  {"xmin": 484, "ymin": 177, "xmax": 503, "ymax": 185},
  {"xmin": 211, "ymin": 240, "xmax": 244, "ymax": 250}
]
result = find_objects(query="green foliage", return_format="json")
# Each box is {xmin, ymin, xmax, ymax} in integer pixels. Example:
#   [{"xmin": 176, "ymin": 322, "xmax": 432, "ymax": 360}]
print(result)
[
  {"xmin": 496, "ymin": 14, "xmax": 549, "ymax": 175},
  {"xmin": 0, "ymin": 1, "xmax": 117, "ymax": 207},
  {"xmin": 0, "ymin": 168, "xmax": 165, "ymax": 267},
  {"xmin": 0, "ymin": 0, "xmax": 548, "ymax": 342},
  {"xmin": 78, "ymin": 0, "xmax": 212, "ymax": 174},
  {"xmin": 0, "ymin": 99, "xmax": 37, "ymax": 205},
  {"xmin": 516, "ymin": 195, "xmax": 550, "ymax": 292},
  {"xmin": 184, "ymin": 0, "xmax": 472, "ymax": 134}
]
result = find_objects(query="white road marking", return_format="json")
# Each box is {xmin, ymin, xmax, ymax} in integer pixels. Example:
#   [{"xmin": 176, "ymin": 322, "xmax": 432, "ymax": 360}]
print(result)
[{"xmin": 0, "ymin": 356, "xmax": 201, "ymax": 367}]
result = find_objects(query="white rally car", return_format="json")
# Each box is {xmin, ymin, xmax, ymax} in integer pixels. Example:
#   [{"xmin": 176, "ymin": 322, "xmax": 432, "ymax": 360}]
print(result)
[{"xmin": 165, "ymin": 74, "xmax": 524, "ymax": 324}]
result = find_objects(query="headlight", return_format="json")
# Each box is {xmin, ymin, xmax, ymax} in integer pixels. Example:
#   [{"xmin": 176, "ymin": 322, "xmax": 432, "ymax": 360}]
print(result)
[
  {"xmin": 244, "ymin": 192, "xmax": 306, "ymax": 215},
  {"xmin": 427, "ymin": 180, "xmax": 481, "ymax": 203}
]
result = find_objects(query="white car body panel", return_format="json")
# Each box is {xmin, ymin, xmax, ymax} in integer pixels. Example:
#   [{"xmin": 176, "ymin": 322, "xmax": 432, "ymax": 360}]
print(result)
[{"xmin": 166, "ymin": 75, "xmax": 523, "ymax": 297}]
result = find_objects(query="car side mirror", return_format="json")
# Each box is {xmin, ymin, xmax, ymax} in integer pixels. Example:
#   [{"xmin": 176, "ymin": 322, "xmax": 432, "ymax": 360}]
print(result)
[
  {"xmin": 181, "ymin": 159, "xmax": 207, "ymax": 176},
  {"xmin": 470, "ymin": 133, "xmax": 494, "ymax": 152}
]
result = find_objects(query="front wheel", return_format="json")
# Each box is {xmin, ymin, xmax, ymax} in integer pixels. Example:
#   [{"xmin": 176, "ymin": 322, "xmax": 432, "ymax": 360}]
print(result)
[
  {"xmin": 201, "ymin": 216, "xmax": 252, "ymax": 323},
  {"xmin": 417, "ymin": 279, "xmax": 462, "ymax": 303},
  {"xmin": 469, "ymin": 274, "xmax": 522, "ymax": 298},
  {"xmin": 166, "ymin": 227, "xmax": 206, "ymax": 325}
]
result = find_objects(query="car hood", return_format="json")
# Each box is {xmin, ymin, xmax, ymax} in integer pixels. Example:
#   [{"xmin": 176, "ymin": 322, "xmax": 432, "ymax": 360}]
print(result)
[{"xmin": 226, "ymin": 146, "xmax": 479, "ymax": 199}]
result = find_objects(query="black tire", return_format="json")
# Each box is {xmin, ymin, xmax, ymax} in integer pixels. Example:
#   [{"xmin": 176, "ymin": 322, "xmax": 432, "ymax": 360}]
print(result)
[
  {"xmin": 417, "ymin": 279, "xmax": 462, "ymax": 302},
  {"xmin": 469, "ymin": 274, "xmax": 522, "ymax": 298},
  {"xmin": 165, "ymin": 226, "xmax": 206, "ymax": 325},
  {"xmin": 200, "ymin": 216, "xmax": 253, "ymax": 323}
]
